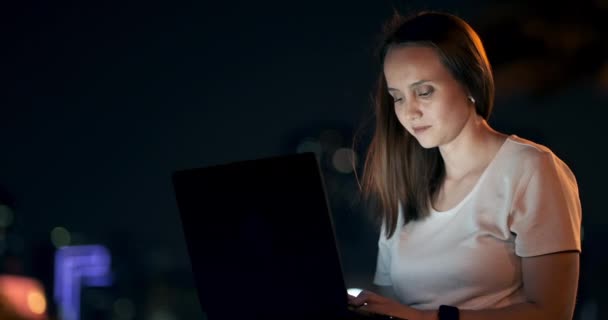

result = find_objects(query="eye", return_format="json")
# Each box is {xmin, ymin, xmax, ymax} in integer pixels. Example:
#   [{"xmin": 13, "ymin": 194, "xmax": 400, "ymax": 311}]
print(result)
[
  {"xmin": 417, "ymin": 86, "xmax": 434, "ymax": 97},
  {"xmin": 389, "ymin": 93, "xmax": 404, "ymax": 104}
]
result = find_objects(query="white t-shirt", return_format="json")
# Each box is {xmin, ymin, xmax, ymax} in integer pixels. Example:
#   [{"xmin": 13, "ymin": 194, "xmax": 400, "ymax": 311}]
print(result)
[{"xmin": 373, "ymin": 135, "xmax": 582, "ymax": 310}]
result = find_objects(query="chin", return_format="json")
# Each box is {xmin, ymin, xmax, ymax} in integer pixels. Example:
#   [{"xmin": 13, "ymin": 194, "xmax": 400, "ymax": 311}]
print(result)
[{"xmin": 415, "ymin": 138, "xmax": 438, "ymax": 149}]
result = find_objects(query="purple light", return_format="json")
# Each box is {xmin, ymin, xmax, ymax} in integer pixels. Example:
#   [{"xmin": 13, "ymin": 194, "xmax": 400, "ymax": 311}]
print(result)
[{"xmin": 54, "ymin": 245, "xmax": 112, "ymax": 320}]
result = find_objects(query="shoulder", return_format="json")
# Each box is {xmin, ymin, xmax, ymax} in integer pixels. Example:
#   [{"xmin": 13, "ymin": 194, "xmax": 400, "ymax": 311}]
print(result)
[
  {"xmin": 504, "ymin": 135, "xmax": 578, "ymax": 188},
  {"xmin": 506, "ymin": 135, "xmax": 553, "ymax": 159},
  {"xmin": 504, "ymin": 135, "xmax": 568, "ymax": 169}
]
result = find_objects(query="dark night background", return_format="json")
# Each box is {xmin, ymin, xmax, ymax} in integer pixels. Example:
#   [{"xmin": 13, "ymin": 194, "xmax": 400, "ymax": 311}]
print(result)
[{"xmin": 1, "ymin": 0, "xmax": 607, "ymax": 319}]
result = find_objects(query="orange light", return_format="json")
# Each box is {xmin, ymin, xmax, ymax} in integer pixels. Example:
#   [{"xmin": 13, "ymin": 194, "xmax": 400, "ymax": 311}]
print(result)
[
  {"xmin": 0, "ymin": 275, "xmax": 47, "ymax": 319},
  {"xmin": 27, "ymin": 291, "xmax": 46, "ymax": 315}
]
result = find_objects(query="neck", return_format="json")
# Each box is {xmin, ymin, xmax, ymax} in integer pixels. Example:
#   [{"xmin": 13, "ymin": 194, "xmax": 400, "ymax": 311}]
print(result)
[{"xmin": 438, "ymin": 115, "xmax": 505, "ymax": 181}]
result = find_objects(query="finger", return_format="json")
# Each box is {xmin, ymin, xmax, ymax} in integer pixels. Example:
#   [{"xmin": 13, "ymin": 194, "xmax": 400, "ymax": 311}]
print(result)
[
  {"xmin": 349, "ymin": 290, "xmax": 374, "ymax": 306},
  {"xmin": 347, "ymin": 294, "xmax": 358, "ymax": 304},
  {"xmin": 348, "ymin": 294, "xmax": 367, "ymax": 306},
  {"xmin": 363, "ymin": 291, "xmax": 385, "ymax": 303},
  {"xmin": 357, "ymin": 303, "xmax": 377, "ymax": 315},
  {"xmin": 358, "ymin": 302, "xmax": 385, "ymax": 316},
  {"xmin": 349, "ymin": 297, "xmax": 366, "ymax": 306}
]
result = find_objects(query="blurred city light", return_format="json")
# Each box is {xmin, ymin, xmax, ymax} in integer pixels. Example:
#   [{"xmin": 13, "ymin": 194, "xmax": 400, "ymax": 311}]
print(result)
[
  {"xmin": 113, "ymin": 298, "xmax": 136, "ymax": 319},
  {"xmin": 332, "ymin": 148, "xmax": 357, "ymax": 174},
  {"xmin": 0, "ymin": 275, "xmax": 48, "ymax": 319},
  {"xmin": 50, "ymin": 227, "xmax": 71, "ymax": 248},
  {"xmin": 0, "ymin": 205, "xmax": 14, "ymax": 228},
  {"xmin": 27, "ymin": 291, "xmax": 46, "ymax": 315},
  {"xmin": 296, "ymin": 138, "xmax": 322, "ymax": 158},
  {"xmin": 54, "ymin": 245, "xmax": 112, "ymax": 320}
]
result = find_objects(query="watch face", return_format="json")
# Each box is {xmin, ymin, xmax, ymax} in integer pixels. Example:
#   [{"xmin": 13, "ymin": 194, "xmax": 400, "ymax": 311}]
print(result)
[{"xmin": 439, "ymin": 305, "xmax": 460, "ymax": 320}]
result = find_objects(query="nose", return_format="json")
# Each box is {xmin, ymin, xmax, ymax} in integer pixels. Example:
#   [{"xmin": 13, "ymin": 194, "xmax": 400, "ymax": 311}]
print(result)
[{"xmin": 402, "ymin": 99, "xmax": 422, "ymax": 122}]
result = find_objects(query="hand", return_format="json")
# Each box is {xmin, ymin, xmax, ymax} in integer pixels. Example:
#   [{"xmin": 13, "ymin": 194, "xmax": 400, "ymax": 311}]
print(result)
[{"xmin": 348, "ymin": 290, "xmax": 425, "ymax": 320}]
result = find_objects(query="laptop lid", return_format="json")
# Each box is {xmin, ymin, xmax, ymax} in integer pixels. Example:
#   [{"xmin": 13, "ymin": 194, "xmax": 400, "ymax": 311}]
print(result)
[{"xmin": 172, "ymin": 152, "xmax": 352, "ymax": 320}]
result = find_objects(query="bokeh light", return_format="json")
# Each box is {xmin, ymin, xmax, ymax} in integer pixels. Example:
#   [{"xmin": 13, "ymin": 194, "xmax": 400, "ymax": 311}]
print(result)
[
  {"xmin": 27, "ymin": 290, "xmax": 47, "ymax": 315},
  {"xmin": 51, "ymin": 226, "xmax": 71, "ymax": 248},
  {"xmin": 332, "ymin": 148, "xmax": 357, "ymax": 174},
  {"xmin": 0, "ymin": 204, "xmax": 14, "ymax": 228},
  {"xmin": 114, "ymin": 297, "xmax": 136, "ymax": 319},
  {"xmin": 0, "ymin": 275, "xmax": 48, "ymax": 319},
  {"xmin": 296, "ymin": 138, "xmax": 322, "ymax": 158}
]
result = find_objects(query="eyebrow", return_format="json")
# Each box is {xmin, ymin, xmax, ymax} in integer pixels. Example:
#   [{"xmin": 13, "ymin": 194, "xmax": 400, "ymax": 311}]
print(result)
[{"xmin": 387, "ymin": 79, "xmax": 431, "ymax": 92}]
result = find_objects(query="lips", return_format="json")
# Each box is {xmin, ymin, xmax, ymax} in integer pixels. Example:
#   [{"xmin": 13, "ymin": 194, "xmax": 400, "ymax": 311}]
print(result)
[{"xmin": 413, "ymin": 125, "xmax": 431, "ymax": 135}]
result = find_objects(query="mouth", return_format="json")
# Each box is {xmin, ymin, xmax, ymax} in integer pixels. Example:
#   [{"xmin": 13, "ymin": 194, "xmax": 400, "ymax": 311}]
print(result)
[{"xmin": 413, "ymin": 125, "xmax": 431, "ymax": 135}]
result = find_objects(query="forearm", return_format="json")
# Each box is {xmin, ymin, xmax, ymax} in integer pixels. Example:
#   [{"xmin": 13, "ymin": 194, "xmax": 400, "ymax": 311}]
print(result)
[
  {"xmin": 373, "ymin": 284, "xmax": 399, "ymax": 301},
  {"xmin": 421, "ymin": 252, "xmax": 579, "ymax": 320},
  {"xmin": 420, "ymin": 301, "xmax": 573, "ymax": 320}
]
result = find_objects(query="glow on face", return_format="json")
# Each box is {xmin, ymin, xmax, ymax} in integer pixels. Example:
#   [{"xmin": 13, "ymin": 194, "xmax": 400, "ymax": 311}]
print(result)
[{"xmin": 383, "ymin": 45, "xmax": 472, "ymax": 148}]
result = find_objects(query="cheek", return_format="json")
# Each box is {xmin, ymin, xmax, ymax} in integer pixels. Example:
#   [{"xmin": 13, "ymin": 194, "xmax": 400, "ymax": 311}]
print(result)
[
  {"xmin": 434, "ymin": 96, "xmax": 465, "ymax": 119},
  {"xmin": 393, "ymin": 108, "xmax": 410, "ymax": 131},
  {"xmin": 436, "ymin": 102, "xmax": 470, "ymax": 132}
]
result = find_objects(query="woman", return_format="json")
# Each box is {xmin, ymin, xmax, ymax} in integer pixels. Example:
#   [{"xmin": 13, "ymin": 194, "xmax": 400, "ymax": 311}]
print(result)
[{"xmin": 349, "ymin": 11, "xmax": 582, "ymax": 320}]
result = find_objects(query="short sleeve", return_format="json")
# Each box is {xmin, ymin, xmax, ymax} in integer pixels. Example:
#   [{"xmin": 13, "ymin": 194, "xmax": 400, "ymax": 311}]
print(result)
[
  {"xmin": 373, "ymin": 219, "xmax": 393, "ymax": 286},
  {"xmin": 510, "ymin": 152, "xmax": 582, "ymax": 257}
]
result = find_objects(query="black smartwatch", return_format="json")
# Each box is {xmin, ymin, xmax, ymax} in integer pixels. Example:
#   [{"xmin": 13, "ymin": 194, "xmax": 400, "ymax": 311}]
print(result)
[{"xmin": 438, "ymin": 305, "xmax": 459, "ymax": 320}]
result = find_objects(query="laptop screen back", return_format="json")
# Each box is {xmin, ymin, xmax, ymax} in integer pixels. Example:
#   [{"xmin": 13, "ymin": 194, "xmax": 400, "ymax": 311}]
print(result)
[{"xmin": 172, "ymin": 152, "xmax": 350, "ymax": 320}]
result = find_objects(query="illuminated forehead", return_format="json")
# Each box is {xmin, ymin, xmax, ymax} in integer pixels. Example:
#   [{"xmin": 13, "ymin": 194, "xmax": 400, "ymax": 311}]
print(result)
[{"xmin": 383, "ymin": 45, "xmax": 447, "ymax": 88}]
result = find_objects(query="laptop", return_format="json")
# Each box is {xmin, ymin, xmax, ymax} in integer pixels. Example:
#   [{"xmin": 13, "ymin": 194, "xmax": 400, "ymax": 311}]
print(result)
[{"xmin": 172, "ymin": 152, "xmax": 403, "ymax": 320}]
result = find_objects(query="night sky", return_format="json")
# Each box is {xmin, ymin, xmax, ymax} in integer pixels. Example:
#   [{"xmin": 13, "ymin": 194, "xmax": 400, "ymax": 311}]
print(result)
[{"xmin": 2, "ymin": 1, "xmax": 607, "ymax": 319}]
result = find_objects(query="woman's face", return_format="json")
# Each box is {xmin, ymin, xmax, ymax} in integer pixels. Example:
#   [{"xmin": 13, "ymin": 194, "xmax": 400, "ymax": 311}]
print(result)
[{"xmin": 383, "ymin": 45, "xmax": 474, "ymax": 149}]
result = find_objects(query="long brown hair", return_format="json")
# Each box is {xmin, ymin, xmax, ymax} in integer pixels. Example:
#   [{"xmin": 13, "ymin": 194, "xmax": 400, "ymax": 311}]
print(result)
[{"xmin": 358, "ymin": 11, "xmax": 495, "ymax": 238}]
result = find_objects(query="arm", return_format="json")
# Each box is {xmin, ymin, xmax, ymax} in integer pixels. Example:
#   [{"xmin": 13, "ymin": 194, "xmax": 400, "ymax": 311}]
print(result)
[
  {"xmin": 352, "ymin": 251, "xmax": 580, "ymax": 320},
  {"xmin": 373, "ymin": 284, "xmax": 399, "ymax": 301},
  {"xmin": 429, "ymin": 250, "xmax": 580, "ymax": 320},
  {"xmin": 431, "ymin": 151, "xmax": 582, "ymax": 319}
]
